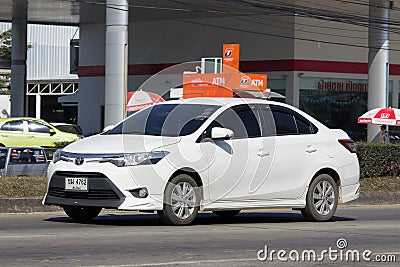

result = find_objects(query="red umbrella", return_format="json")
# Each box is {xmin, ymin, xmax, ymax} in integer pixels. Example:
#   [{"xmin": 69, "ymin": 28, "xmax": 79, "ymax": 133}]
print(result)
[
  {"xmin": 358, "ymin": 107, "xmax": 400, "ymax": 126},
  {"xmin": 126, "ymin": 90, "xmax": 165, "ymax": 112}
]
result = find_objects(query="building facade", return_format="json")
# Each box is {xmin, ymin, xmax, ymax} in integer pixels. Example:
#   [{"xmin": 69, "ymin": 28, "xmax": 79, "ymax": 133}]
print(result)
[
  {"xmin": 77, "ymin": 2, "xmax": 400, "ymax": 139},
  {"xmin": 0, "ymin": 0, "xmax": 399, "ymax": 140},
  {"xmin": 0, "ymin": 22, "xmax": 79, "ymax": 123}
]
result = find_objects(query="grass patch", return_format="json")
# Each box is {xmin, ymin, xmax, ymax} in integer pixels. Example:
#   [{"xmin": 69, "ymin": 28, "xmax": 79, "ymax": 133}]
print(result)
[
  {"xmin": 0, "ymin": 176, "xmax": 47, "ymax": 198},
  {"xmin": 0, "ymin": 176, "xmax": 399, "ymax": 198}
]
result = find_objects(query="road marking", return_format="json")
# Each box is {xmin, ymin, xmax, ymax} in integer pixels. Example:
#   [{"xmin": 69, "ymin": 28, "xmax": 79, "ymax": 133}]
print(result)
[
  {"xmin": 0, "ymin": 234, "xmax": 55, "ymax": 239},
  {"xmin": 80, "ymin": 258, "xmax": 259, "ymax": 267}
]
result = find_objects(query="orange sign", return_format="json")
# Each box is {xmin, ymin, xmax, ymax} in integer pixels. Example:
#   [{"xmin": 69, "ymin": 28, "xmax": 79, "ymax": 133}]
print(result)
[
  {"xmin": 233, "ymin": 73, "xmax": 267, "ymax": 90},
  {"xmin": 223, "ymin": 44, "xmax": 240, "ymax": 72},
  {"xmin": 182, "ymin": 44, "xmax": 268, "ymax": 99},
  {"xmin": 183, "ymin": 73, "xmax": 267, "ymax": 99},
  {"xmin": 183, "ymin": 74, "xmax": 233, "ymax": 98}
]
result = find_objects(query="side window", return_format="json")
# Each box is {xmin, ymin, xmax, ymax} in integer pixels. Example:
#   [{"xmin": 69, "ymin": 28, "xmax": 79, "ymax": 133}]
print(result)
[
  {"xmin": 1, "ymin": 120, "xmax": 24, "ymax": 132},
  {"xmin": 296, "ymin": 117, "xmax": 314, "ymax": 134},
  {"xmin": 28, "ymin": 121, "xmax": 51, "ymax": 134},
  {"xmin": 207, "ymin": 105, "xmax": 261, "ymax": 139},
  {"xmin": 233, "ymin": 105, "xmax": 261, "ymax": 138},
  {"xmin": 271, "ymin": 105, "xmax": 318, "ymax": 135},
  {"xmin": 272, "ymin": 111, "xmax": 297, "ymax": 135}
]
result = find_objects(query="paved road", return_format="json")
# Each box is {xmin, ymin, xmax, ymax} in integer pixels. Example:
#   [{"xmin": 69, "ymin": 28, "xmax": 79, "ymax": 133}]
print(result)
[{"xmin": 0, "ymin": 206, "xmax": 399, "ymax": 266}]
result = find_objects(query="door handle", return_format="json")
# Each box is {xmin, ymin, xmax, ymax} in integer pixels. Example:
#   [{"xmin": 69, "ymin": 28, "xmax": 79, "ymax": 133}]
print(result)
[
  {"xmin": 257, "ymin": 149, "xmax": 270, "ymax": 157},
  {"xmin": 28, "ymin": 136, "xmax": 35, "ymax": 139},
  {"xmin": 0, "ymin": 134, "xmax": 7, "ymax": 137},
  {"xmin": 305, "ymin": 145, "xmax": 317, "ymax": 153}
]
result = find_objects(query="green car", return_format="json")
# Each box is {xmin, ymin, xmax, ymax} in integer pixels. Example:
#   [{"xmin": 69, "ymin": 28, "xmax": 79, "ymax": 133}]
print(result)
[{"xmin": 0, "ymin": 117, "xmax": 79, "ymax": 148}]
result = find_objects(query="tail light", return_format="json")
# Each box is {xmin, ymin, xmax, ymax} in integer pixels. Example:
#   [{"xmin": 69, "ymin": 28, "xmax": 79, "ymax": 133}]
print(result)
[{"xmin": 338, "ymin": 139, "xmax": 357, "ymax": 153}]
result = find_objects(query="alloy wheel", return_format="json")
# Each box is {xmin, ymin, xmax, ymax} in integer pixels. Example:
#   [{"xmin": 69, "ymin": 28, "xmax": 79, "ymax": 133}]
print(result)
[
  {"xmin": 313, "ymin": 180, "xmax": 336, "ymax": 216},
  {"xmin": 171, "ymin": 181, "xmax": 196, "ymax": 220}
]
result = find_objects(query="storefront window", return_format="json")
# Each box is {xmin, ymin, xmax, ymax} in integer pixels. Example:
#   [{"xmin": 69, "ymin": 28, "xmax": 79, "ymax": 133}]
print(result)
[
  {"xmin": 299, "ymin": 78, "xmax": 368, "ymax": 141},
  {"xmin": 388, "ymin": 80, "xmax": 393, "ymax": 107},
  {"xmin": 268, "ymin": 79, "xmax": 285, "ymax": 103}
]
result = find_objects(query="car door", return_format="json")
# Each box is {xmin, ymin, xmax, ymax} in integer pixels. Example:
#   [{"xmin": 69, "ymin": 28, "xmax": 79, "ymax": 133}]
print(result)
[
  {"xmin": 6, "ymin": 147, "xmax": 49, "ymax": 177},
  {"xmin": 262, "ymin": 105, "xmax": 320, "ymax": 200},
  {"xmin": 0, "ymin": 120, "xmax": 26, "ymax": 146},
  {"xmin": 26, "ymin": 120, "xmax": 55, "ymax": 147},
  {"xmin": 200, "ymin": 104, "xmax": 268, "ymax": 205},
  {"xmin": 0, "ymin": 148, "xmax": 8, "ymax": 177}
]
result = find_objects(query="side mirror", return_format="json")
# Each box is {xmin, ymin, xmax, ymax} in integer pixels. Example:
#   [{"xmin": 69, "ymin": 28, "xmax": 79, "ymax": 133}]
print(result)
[
  {"xmin": 49, "ymin": 129, "xmax": 56, "ymax": 136},
  {"xmin": 211, "ymin": 127, "xmax": 234, "ymax": 140},
  {"xmin": 102, "ymin": 125, "xmax": 114, "ymax": 133}
]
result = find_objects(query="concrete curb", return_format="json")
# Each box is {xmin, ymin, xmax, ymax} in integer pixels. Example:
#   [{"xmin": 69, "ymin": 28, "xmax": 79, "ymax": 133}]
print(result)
[
  {"xmin": 0, "ymin": 198, "xmax": 61, "ymax": 213},
  {"xmin": 0, "ymin": 192, "xmax": 399, "ymax": 213},
  {"xmin": 342, "ymin": 191, "xmax": 400, "ymax": 206}
]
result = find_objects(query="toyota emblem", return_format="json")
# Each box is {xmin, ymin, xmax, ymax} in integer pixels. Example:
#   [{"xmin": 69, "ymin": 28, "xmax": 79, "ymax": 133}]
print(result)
[{"xmin": 75, "ymin": 157, "xmax": 85, "ymax": 166}]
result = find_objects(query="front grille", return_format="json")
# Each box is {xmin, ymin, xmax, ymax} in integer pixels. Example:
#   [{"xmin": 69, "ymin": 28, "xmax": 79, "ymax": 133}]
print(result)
[
  {"xmin": 48, "ymin": 187, "xmax": 119, "ymax": 200},
  {"xmin": 45, "ymin": 171, "xmax": 125, "ymax": 208},
  {"xmin": 54, "ymin": 171, "xmax": 107, "ymax": 178}
]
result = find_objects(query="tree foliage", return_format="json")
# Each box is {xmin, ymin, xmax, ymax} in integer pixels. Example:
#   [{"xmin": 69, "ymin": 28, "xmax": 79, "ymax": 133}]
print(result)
[
  {"xmin": 0, "ymin": 29, "xmax": 12, "ymax": 59},
  {"xmin": 0, "ymin": 29, "xmax": 12, "ymax": 92}
]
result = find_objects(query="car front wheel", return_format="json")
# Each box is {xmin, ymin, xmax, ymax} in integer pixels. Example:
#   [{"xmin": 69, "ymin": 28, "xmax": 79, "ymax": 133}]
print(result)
[
  {"xmin": 158, "ymin": 174, "xmax": 200, "ymax": 225},
  {"xmin": 302, "ymin": 174, "xmax": 338, "ymax": 221},
  {"xmin": 63, "ymin": 206, "xmax": 102, "ymax": 222}
]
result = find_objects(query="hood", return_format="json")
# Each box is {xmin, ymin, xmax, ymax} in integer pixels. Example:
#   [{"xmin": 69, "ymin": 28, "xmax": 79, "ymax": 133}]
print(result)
[
  {"xmin": 63, "ymin": 134, "xmax": 181, "ymax": 154},
  {"xmin": 57, "ymin": 131, "xmax": 79, "ymax": 141}
]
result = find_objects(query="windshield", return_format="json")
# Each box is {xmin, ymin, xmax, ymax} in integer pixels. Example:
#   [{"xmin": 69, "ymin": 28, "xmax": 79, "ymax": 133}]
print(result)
[{"xmin": 107, "ymin": 104, "xmax": 219, "ymax": 137}]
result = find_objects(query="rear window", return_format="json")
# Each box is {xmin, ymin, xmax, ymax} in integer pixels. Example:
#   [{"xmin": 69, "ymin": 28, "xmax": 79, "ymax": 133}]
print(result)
[
  {"xmin": 9, "ymin": 148, "xmax": 47, "ymax": 164},
  {"xmin": 28, "ymin": 121, "xmax": 51, "ymax": 134}
]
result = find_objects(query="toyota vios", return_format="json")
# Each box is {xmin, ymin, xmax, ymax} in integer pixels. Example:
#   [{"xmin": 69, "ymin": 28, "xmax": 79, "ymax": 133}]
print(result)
[{"xmin": 43, "ymin": 98, "xmax": 360, "ymax": 225}]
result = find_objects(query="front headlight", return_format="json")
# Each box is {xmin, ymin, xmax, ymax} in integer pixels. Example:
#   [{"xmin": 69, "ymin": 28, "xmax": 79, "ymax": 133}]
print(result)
[
  {"xmin": 52, "ymin": 149, "xmax": 62, "ymax": 163},
  {"xmin": 110, "ymin": 151, "xmax": 169, "ymax": 167}
]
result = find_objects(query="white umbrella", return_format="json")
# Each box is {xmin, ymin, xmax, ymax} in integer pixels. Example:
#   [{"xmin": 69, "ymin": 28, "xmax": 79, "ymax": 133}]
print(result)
[
  {"xmin": 357, "ymin": 107, "xmax": 400, "ymax": 126},
  {"xmin": 126, "ymin": 90, "xmax": 165, "ymax": 112}
]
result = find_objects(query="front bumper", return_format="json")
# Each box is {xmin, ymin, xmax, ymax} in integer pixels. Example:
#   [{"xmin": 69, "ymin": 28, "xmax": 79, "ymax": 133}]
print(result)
[
  {"xmin": 44, "ymin": 161, "xmax": 167, "ymax": 210},
  {"xmin": 44, "ymin": 171, "xmax": 125, "ymax": 208}
]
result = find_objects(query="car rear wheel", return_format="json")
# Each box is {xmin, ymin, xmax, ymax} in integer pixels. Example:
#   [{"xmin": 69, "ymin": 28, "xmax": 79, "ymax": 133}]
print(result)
[
  {"xmin": 302, "ymin": 174, "xmax": 338, "ymax": 221},
  {"xmin": 158, "ymin": 174, "xmax": 200, "ymax": 225},
  {"xmin": 212, "ymin": 210, "xmax": 240, "ymax": 217},
  {"xmin": 63, "ymin": 206, "xmax": 102, "ymax": 222}
]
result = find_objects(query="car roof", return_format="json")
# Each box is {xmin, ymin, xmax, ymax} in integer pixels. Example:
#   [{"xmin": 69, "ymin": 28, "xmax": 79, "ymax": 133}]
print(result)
[
  {"xmin": 2, "ymin": 146, "xmax": 45, "ymax": 149},
  {"xmin": 160, "ymin": 97, "xmax": 280, "ymax": 106},
  {"xmin": 158, "ymin": 97, "xmax": 301, "ymax": 112},
  {"xmin": 0, "ymin": 117, "xmax": 46, "ymax": 122}
]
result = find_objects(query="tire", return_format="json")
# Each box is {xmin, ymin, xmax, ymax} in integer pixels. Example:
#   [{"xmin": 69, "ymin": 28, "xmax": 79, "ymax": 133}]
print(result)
[
  {"xmin": 63, "ymin": 206, "xmax": 102, "ymax": 222},
  {"xmin": 302, "ymin": 174, "xmax": 338, "ymax": 221},
  {"xmin": 158, "ymin": 174, "xmax": 200, "ymax": 225},
  {"xmin": 212, "ymin": 210, "xmax": 240, "ymax": 217}
]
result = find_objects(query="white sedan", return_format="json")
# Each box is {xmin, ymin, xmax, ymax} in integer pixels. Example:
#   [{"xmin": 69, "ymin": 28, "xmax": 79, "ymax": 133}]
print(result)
[{"xmin": 43, "ymin": 98, "xmax": 359, "ymax": 225}]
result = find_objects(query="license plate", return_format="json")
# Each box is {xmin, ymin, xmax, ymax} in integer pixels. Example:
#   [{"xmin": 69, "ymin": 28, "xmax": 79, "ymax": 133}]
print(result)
[{"xmin": 65, "ymin": 177, "xmax": 88, "ymax": 192}]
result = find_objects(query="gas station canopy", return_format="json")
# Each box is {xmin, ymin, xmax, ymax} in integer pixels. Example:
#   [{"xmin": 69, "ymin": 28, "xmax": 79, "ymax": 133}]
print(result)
[{"xmin": 0, "ymin": 0, "xmax": 372, "ymax": 25}]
